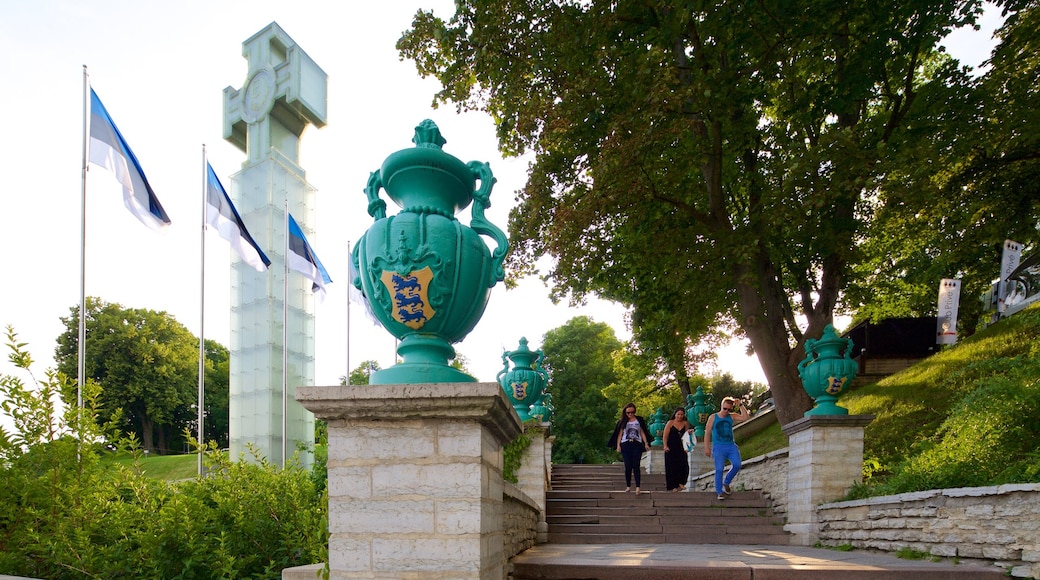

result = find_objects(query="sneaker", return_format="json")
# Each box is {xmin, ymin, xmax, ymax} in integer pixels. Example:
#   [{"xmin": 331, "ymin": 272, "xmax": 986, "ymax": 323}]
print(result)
[
  {"xmin": 723, "ymin": 484, "xmax": 732, "ymax": 495},
  {"xmin": 717, "ymin": 494, "xmax": 726, "ymax": 500}
]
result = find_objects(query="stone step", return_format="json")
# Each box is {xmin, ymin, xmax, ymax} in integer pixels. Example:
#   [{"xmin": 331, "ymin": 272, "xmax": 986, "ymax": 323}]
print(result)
[{"xmin": 510, "ymin": 544, "xmax": 1007, "ymax": 579}]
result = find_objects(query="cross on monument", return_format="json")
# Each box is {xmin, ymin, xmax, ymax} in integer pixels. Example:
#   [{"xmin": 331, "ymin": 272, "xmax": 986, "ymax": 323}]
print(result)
[{"xmin": 223, "ymin": 22, "xmax": 327, "ymax": 164}]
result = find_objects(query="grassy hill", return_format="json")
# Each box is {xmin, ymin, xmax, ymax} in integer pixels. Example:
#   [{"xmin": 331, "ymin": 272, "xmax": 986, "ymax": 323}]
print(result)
[{"xmin": 742, "ymin": 302, "xmax": 1040, "ymax": 498}]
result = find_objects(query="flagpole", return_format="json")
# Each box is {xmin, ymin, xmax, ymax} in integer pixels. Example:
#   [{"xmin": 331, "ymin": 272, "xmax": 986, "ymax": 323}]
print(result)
[
  {"xmin": 282, "ymin": 199, "xmax": 289, "ymax": 469},
  {"xmin": 198, "ymin": 145, "xmax": 208, "ymax": 477},
  {"xmin": 78, "ymin": 65, "xmax": 89, "ymax": 432},
  {"xmin": 346, "ymin": 240, "xmax": 351, "ymax": 383}
]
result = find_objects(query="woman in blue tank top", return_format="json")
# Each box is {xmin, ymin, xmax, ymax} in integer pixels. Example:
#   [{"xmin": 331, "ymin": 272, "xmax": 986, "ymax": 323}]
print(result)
[{"xmin": 703, "ymin": 396, "xmax": 750, "ymax": 500}]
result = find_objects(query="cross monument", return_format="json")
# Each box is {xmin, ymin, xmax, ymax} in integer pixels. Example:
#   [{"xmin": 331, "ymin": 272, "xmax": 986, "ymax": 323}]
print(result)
[{"xmin": 222, "ymin": 22, "xmax": 327, "ymax": 467}]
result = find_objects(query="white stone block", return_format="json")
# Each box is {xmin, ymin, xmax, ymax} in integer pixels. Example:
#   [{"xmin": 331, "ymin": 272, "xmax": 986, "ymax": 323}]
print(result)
[
  {"xmin": 372, "ymin": 538, "xmax": 481, "ymax": 572},
  {"xmin": 329, "ymin": 536, "xmax": 371, "ymax": 572},
  {"xmin": 327, "ymin": 466, "xmax": 371, "ymax": 498},
  {"xmin": 330, "ymin": 499, "xmax": 434, "ymax": 534},
  {"xmin": 373, "ymin": 462, "xmax": 482, "ymax": 498},
  {"xmin": 436, "ymin": 499, "xmax": 483, "ymax": 534}
]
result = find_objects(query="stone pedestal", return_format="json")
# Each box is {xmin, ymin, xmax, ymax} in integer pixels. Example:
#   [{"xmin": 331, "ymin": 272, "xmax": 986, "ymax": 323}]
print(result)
[
  {"xmin": 645, "ymin": 448, "xmax": 664, "ymax": 476},
  {"xmin": 515, "ymin": 423, "xmax": 551, "ymax": 543},
  {"xmin": 297, "ymin": 382, "xmax": 521, "ymax": 579},
  {"xmin": 687, "ymin": 450, "xmax": 713, "ymax": 487},
  {"xmin": 782, "ymin": 414, "xmax": 874, "ymax": 545}
]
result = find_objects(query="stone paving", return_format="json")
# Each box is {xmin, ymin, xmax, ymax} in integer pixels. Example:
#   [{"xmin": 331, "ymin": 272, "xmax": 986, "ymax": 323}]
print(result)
[{"xmin": 509, "ymin": 542, "xmax": 1007, "ymax": 579}]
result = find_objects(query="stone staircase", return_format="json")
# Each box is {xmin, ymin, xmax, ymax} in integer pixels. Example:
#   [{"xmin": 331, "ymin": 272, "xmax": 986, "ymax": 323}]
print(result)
[{"xmin": 546, "ymin": 464, "xmax": 790, "ymax": 545}]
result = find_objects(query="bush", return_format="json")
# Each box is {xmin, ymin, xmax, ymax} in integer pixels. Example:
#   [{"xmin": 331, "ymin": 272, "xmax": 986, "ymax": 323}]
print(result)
[{"xmin": 0, "ymin": 327, "xmax": 327, "ymax": 579}]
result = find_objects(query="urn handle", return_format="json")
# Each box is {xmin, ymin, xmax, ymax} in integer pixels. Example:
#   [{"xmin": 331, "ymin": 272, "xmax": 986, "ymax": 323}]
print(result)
[
  {"xmin": 363, "ymin": 170, "xmax": 388, "ymax": 221},
  {"xmin": 467, "ymin": 160, "xmax": 509, "ymax": 286}
]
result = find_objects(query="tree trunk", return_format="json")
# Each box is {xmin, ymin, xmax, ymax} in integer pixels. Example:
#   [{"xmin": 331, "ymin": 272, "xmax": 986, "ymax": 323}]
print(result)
[
  {"xmin": 734, "ymin": 257, "xmax": 816, "ymax": 426},
  {"xmin": 140, "ymin": 417, "xmax": 155, "ymax": 453}
]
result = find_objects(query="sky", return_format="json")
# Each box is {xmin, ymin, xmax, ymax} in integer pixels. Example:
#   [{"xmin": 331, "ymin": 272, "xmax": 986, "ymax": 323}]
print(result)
[{"xmin": 0, "ymin": 1, "xmax": 1003, "ymax": 402}]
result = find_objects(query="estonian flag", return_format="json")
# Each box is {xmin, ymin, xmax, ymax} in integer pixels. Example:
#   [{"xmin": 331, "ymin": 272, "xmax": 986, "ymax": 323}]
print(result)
[
  {"xmin": 88, "ymin": 88, "xmax": 171, "ymax": 230},
  {"xmin": 206, "ymin": 164, "xmax": 271, "ymax": 272},
  {"xmin": 287, "ymin": 213, "xmax": 332, "ymax": 301}
]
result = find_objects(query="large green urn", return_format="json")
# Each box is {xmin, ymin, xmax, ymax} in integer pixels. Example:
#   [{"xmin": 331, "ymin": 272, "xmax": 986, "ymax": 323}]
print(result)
[
  {"xmin": 352, "ymin": 120, "xmax": 508, "ymax": 384},
  {"xmin": 797, "ymin": 324, "xmax": 859, "ymax": 416},
  {"xmin": 497, "ymin": 337, "xmax": 549, "ymax": 421}
]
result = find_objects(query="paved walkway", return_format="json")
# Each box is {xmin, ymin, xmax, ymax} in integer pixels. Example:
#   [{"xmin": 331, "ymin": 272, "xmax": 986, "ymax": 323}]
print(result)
[{"xmin": 510, "ymin": 543, "xmax": 1007, "ymax": 579}]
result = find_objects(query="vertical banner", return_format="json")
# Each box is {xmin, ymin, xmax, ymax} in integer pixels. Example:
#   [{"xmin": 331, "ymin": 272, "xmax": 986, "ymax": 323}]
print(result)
[
  {"xmin": 998, "ymin": 239, "xmax": 1023, "ymax": 313},
  {"xmin": 937, "ymin": 279, "xmax": 961, "ymax": 345}
]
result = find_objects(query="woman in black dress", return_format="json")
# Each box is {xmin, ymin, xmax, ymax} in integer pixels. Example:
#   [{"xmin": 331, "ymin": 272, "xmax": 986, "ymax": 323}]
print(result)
[{"xmin": 662, "ymin": 407, "xmax": 693, "ymax": 491}]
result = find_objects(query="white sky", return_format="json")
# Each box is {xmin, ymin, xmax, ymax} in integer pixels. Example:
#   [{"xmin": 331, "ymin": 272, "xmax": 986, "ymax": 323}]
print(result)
[{"xmin": 0, "ymin": 1, "xmax": 1001, "ymax": 399}]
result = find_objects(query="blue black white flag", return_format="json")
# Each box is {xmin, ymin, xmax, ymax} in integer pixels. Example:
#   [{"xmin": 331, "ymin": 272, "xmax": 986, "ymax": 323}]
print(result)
[
  {"xmin": 206, "ymin": 164, "xmax": 270, "ymax": 271},
  {"xmin": 287, "ymin": 213, "xmax": 332, "ymax": 301},
  {"xmin": 88, "ymin": 88, "xmax": 171, "ymax": 230}
]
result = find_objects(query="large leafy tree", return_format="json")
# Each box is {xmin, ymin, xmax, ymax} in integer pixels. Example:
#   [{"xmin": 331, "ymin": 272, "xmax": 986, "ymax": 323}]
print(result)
[
  {"xmin": 55, "ymin": 298, "xmax": 210, "ymax": 454},
  {"xmin": 847, "ymin": 1, "xmax": 1040, "ymax": 327},
  {"xmin": 541, "ymin": 316, "xmax": 622, "ymax": 463},
  {"xmin": 400, "ymin": 0, "xmax": 992, "ymax": 424}
]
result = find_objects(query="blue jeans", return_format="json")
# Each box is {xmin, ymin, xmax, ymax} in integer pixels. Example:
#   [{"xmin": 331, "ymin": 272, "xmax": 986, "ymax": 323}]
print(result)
[
  {"xmin": 620, "ymin": 441, "xmax": 644, "ymax": 487},
  {"xmin": 712, "ymin": 442, "xmax": 742, "ymax": 494}
]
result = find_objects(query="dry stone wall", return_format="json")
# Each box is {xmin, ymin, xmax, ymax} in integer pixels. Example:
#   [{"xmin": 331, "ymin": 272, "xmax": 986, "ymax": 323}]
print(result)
[{"xmin": 818, "ymin": 484, "xmax": 1040, "ymax": 578}]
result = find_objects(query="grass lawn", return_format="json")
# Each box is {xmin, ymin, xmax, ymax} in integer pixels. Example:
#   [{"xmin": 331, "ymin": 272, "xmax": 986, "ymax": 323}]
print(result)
[{"xmin": 103, "ymin": 451, "xmax": 201, "ymax": 481}]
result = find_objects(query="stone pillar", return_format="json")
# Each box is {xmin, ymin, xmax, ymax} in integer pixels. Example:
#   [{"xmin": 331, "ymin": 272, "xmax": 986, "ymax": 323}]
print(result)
[
  {"xmin": 782, "ymin": 414, "xmax": 874, "ymax": 545},
  {"xmin": 515, "ymin": 423, "xmax": 550, "ymax": 543},
  {"xmin": 297, "ymin": 382, "xmax": 521, "ymax": 580}
]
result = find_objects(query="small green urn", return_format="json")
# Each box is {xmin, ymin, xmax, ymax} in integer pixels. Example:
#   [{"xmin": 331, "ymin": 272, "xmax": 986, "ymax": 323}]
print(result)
[
  {"xmin": 797, "ymin": 324, "xmax": 859, "ymax": 416},
  {"xmin": 688, "ymin": 386, "xmax": 715, "ymax": 439},
  {"xmin": 497, "ymin": 337, "xmax": 549, "ymax": 421},
  {"xmin": 352, "ymin": 120, "xmax": 508, "ymax": 384},
  {"xmin": 649, "ymin": 408, "xmax": 668, "ymax": 447}
]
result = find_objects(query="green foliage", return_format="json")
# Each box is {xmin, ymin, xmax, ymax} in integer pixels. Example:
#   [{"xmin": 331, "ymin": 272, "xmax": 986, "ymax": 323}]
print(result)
[
  {"xmin": 399, "ymin": 0, "xmax": 999, "ymax": 427},
  {"xmin": 838, "ymin": 304, "xmax": 1040, "ymax": 497},
  {"xmin": 504, "ymin": 424, "xmax": 543, "ymax": 484},
  {"xmin": 542, "ymin": 317, "xmax": 622, "ymax": 464},
  {"xmin": 602, "ymin": 345, "xmax": 687, "ymax": 420},
  {"xmin": 737, "ymin": 422, "xmax": 786, "ymax": 460},
  {"xmin": 54, "ymin": 298, "xmax": 229, "ymax": 454},
  {"xmin": 709, "ymin": 374, "xmax": 768, "ymax": 410},
  {"xmin": 0, "ymin": 329, "xmax": 327, "ymax": 579}
]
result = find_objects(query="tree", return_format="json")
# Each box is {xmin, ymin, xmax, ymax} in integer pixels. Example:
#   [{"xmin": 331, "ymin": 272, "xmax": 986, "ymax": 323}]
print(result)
[
  {"xmin": 203, "ymin": 339, "xmax": 230, "ymax": 448},
  {"xmin": 846, "ymin": 2, "xmax": 1040, "ymax": 329},
  {"xmin": 55, "ymin": 298, "xmax": 204, "ymax": 454},
  {"xmin": 399, "ymin": 0, "xmax": 992, "ymax": 425},
  {"xmin": 540, "ymin": 316, "xmax": 622, "ymax": 463},
  {"xmin": 601, "ymin": 344, "xmax": 691, "ymax": 420},
  {"xmin": 340, "ymin": 359, "xmax": 383, "ymax": 386}
]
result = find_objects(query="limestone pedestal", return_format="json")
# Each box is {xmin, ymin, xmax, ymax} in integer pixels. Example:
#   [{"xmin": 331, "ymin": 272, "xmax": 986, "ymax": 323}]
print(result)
[
  {"xmin": 686, "ymin": 450, "xmax": 713, "ymax": 488},
  {"xmin": 297, "ymin": 382, "xmax": 521, "ymax": 579},
  {"xmin": 645, "ymin": 447, "xmax": 665, "ymax": 475},
  {"xmin": 515, "ymin": 424, "xmax": 551, "ymax": 543},
  {"xmin": 782, "ymin": 414, "xmax": 874, "ymax": 545}
]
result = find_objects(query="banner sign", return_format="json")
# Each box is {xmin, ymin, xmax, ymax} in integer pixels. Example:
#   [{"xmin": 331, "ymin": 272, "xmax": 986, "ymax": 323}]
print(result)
[
  {"xmin": 998, "ymin": 239, "xmax": 1023, "ymax": 313},
  {"xmin": 937, "ymin": 278, "xmax": 961, "ymax": 345}
]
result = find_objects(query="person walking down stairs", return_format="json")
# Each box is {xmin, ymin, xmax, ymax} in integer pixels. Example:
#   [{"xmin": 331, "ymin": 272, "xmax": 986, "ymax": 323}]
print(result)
[
  {"xmin": 704, "ymin": 397, "xmax": 750, "ymax": 500},
  {"xmin": 607, "ymin": 403, "xmax": 651, "ymax": 494},
  {"xmin": 662, "ymin": 407, "xmax": 693, "ymax": 491}
]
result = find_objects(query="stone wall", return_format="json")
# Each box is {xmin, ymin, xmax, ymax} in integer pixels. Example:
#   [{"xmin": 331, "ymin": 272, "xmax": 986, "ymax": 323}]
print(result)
[
  {"xmin": 817, "ymin": 484, "xmax": 1040, "ymax": 578},
  {"xmin": 689, "ymin": 448, "xmax": 790, "ymax": 515},
  {"xmin": 502, "ymin": 483, "xmax": 539, "ymax": 560}
]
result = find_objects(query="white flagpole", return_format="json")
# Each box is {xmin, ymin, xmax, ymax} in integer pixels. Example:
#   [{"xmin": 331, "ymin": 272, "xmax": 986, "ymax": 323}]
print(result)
[
  {"xmin": 282, "ymin": 199, "xmax": 289, "ymax": 469},
  {"xmin": 346, "ymin": 240, "xmax": 351, "ymax": 383},
  {"xmin": 78, "ymin": 65, "xmax": 89, "ymax": 429},
  {"xmin": 198, "ymin": 145, "xmax": 208, "ymax": 476}
]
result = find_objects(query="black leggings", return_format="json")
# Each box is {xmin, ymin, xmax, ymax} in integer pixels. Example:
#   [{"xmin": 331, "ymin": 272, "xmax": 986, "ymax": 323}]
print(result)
[{"xmin": 620, "ymin": 440, "xmax": 644, "ymax": 487}]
